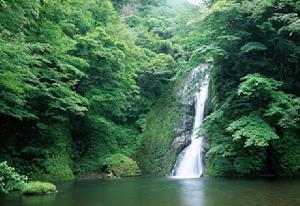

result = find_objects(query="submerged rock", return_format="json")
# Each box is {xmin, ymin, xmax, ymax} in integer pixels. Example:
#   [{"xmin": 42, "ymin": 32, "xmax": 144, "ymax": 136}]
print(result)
[
  {"xmin": 22, "ymin": 181, "xmax": 57, "ymax": 195},
  {"xmin": 101, "ymin": 154, "xmax": 141, "ymax": 177}
]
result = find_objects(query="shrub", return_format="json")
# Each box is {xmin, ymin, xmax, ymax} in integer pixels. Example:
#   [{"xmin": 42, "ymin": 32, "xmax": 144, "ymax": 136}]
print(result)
[{"xmin": 0, "ymin": 161, "xmax": 27, "ymax": 193}]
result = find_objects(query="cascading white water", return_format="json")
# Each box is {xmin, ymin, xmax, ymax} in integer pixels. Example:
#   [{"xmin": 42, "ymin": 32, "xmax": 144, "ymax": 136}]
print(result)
[{"xmin": 171, "ymin": 64, "xmax": 209, "ymax": 179}]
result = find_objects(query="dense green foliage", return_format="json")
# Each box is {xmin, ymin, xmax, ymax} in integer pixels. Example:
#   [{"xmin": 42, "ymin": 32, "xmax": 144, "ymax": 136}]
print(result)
[
  {"xmin": 186, "ymin": 0, "xmax": 300, "ymax": 176},
  {"xmin": 1, "ymin": 0, "xmax": 299, "ymax": 179},
  {"xmin": 0, "ymin": 0, "xmax": 189, "ymax": 179},
  {"xmin": 0, "ymin": 161, "xmax": 27, "ymax": 193},
  {"xmin": 133, "ymin": 1, "xmax": 197, "ymax": 175}
]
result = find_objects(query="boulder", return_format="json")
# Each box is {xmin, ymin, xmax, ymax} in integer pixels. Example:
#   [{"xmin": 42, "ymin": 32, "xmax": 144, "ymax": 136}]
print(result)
[
  {"xmin": 100, "ymin": 154, "xmax": 141, "ymax": 177},
  {"xmin": 22, "ymin": 181, "xmax": 57, "ymax": 195}
]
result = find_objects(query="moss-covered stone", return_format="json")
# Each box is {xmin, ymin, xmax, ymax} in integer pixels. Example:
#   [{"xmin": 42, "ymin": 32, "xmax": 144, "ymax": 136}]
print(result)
[
  {"xmin": 137, "ymin": 71, "xmax": 193, "ymax": 176},
  {"xmin": 137, "ymin": 95, "xmax": 180, "ymax": 175},
  {"xmin": 100, "ymin": 154, "xmax": 141, "ymax": 177},
  {"xmin": 22, "ymin": 181, "xmax": 57, "ymax": 195}
]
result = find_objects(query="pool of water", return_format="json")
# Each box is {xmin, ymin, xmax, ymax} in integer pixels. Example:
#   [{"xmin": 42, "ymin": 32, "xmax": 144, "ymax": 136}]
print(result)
[{"xmin": 1, "ymin": 177, "xmax": 300, "ymax": 206}]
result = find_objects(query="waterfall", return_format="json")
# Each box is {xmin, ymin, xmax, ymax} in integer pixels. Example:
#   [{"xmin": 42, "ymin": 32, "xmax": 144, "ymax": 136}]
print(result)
[{"xmin": 171, "ymin": 64, "xmax": 209, "ymax": 179}]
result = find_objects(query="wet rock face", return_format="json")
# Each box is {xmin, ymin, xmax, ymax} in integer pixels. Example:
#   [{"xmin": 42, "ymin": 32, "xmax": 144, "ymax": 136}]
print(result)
[
  {"xmin": 171, "ymin": 131, "xmax": 192, "ymax": 151},
  {"xmin": 137, "ymin": 70, "xmax": 201, "ymax": 175},
  {"xmin": 171, "ymin": 100, "xmax": 195, "ymax": 153},
  {"xmin": 201, "ymin": 138, "xmax": 210, "ymax": 175}
]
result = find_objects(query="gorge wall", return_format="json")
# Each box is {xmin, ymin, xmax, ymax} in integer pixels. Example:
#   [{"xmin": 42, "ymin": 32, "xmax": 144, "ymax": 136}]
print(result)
[{"xmin": 137, "ymin": 71, "xmax": 198, "ymax": 175}]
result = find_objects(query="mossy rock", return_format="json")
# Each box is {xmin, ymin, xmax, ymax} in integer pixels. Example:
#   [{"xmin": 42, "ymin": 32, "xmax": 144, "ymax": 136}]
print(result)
[
  {"xmin": 137, "ymin": 82, "xmax": 183, "ymax": 175},
  {"xmin": 100, "ymin": 154, "xmax": 141, "ymax": 177},
  {"xmin": 22, "ymin": 181, "xmax": 57, "ymax": 195}
]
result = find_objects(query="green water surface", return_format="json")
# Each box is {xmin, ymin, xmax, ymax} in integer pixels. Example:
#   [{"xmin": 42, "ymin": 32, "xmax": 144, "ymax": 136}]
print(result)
[{"xmin": 1, "ymin": 177, "xmax": 300, "ymax": 206}]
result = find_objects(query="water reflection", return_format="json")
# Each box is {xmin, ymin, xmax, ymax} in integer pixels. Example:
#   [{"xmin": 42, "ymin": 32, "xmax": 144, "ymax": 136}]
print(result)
[
  {"xmin": 21, "ymin": 194, "xmax": 56, "ymax": 206},
  {"xmin": 174, "ymin": 177, "xmax": 300, "ymax": 206},
  {"xmin": 177, "ymin": 178, "xmax": 205, "ymax": 206},
  {"xmin": 1, "ymin": 177, "xmax": 300, "ymax": 206}
]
